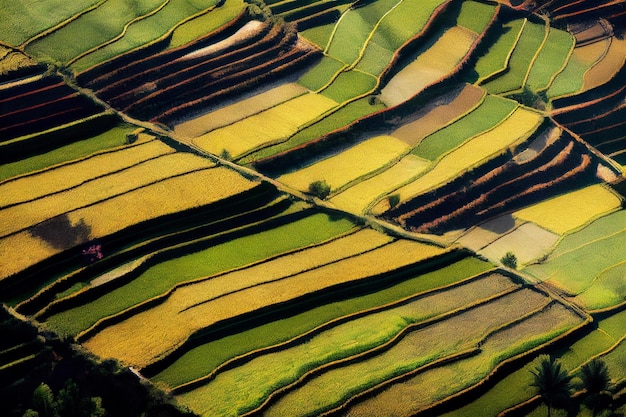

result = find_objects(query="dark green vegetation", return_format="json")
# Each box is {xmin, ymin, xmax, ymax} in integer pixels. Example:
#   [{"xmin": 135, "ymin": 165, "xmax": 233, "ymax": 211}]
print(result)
[{"xmin": 0, "ymin": 0, "xmax": 625, "ymax": 416}]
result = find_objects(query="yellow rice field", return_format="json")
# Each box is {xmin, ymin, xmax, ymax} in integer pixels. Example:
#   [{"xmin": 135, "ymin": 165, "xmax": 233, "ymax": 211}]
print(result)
[
  {"xmin": 174, "ymin": 82, "xmax": 309, "ymax": 137},
  {"xmin": 0, "ymin": 139, "xmax": 173, "ymax": 208},
  {"xmin": 0, "ymin": 166, "xmax": 254, "ymax": 279},
  {"xmin": 388, "ymin": 108, "xmax": 543, "ymax": 204},
  {"xmin": 83, "ymin": 239, "xmax": 450, "ymax": 368},
  {"xmin": 277, "ymin": 135, "xmax": 410, "ymax": 193},
  {"xmin": 0, "ymin": 153, "xmax": 215, "ymax": 237},
  {"xmin": 380, "ymin": 27, "xmax": 476, "ymax": 106},
  {"xmin": 330, "ymin": 154, "xmax": 430, "ymax": 214},
  {"xmin": 192, "ymin": 93, "xmax": 337, "ymax": 158},
  {"xmin": 582, "ymin": 37, "xmax": 626, "ymax": 91},
  {"xmin": 513, "ymin": 185, "xmax": 623, "ymax": 235}
]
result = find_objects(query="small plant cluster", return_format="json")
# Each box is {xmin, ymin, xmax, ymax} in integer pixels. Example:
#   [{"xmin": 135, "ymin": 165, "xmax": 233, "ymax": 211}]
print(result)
[
  {"xmin": 82, "ymin": 243, "xmax": 103, "ymax": 263},
  {"xmin": 531, "ymin": 355, "xmax": 620, "ymax": 417},
  {"xmin": 308, "ymin": 180, "xmax": 331, "ymax": 200},
  {"xmin": 23, "ymin": 380, "xmax": 106, "ymax": 417}
]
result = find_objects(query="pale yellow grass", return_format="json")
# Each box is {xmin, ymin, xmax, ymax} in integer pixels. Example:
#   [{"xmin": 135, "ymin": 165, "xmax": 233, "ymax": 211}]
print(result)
[
  {"xmin": 391, "ymin": 84, "xmax": 485, "ymax": 146},
  {"xmin": 174, "ymin": 83, "xmax": 308, "ymax": 137},
  {"xmin": 390, "ymin": 108, "xmax": 542, "ymax": 204},
  {"xmin": 583, "ymin": 37, "xmax": 626, "ymax": 91},
  {"xmin": 83, "ymin": 239, "xmax": 449, "ymax": 368},
  {"xmin": 380, "ymin": 27, "xmax": 476, "ymax": 106},
  {"xmin": 479, "ymin": 222, "xmax": 560, "ymax": 266},
  {"xmin": 0, "ymin": 167, "xmax": 253, "ymax": 279},
  {"xmin": 278, "ymin": 135, "xmax": 410, "ymax": 193},
  {"xmin": 330, "ymin": 154, "xmax": 430, "ymax": 214},
  {"xmin": 0, "ymin": 139, "xmax": 173, "ymax": 208},
  {"xmin": 573, "ymin": 37, "xmax": 610, "ymax": 66},
  {"xmin": 513, "ymin": 185, "xmax": 623, "ymax": 235},
  {"xmin": 192, "ymin": 93, "xmax": 337, "ymax": 158},
  {"xmin": 0, "ymin": 153, "xmax": 215, "ymax": 238}
]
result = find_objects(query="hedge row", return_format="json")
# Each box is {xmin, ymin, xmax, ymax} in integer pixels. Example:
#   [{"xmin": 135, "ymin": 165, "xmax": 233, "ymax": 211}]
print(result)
[{"xmin": 4, "ymin": 181, "xmax": 281, "ymax": 304}]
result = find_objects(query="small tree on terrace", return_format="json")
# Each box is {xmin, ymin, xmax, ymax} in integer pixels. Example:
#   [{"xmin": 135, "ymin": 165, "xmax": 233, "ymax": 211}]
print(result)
[
  {"xmin": 531, "ymin": 355, "xmax": 573, "ymax": 417},
  {"xmin": 578, "ymin": 358, "xmax": 614, "ymax": 416},
  {"xmin": 308, "ymin": 180, "xmax": 331, "ymax": 200},
  {"xmin": 501, "ymin": 251, "xmax": 518, "ymax": 269}
]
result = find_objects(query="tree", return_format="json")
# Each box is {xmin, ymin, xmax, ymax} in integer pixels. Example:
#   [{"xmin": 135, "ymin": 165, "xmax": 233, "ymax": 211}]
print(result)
[
  {"xmin": 531, "ymin": 355, "xmax": 573, "ymax": 417},
  {"xmin": 308, "ymin": 180, "xmax": 331, "ymax": 200},
  {"xmin": 578, "ymin": 358, "xmax": 614, "ymax": 416},
  {"xmin": 388, "ymin": 194, "xmax": 400, "ymax": 209},
  {"xmin": 32, "ymin": 383, "xmax": 54, "ymax": 417},
  {"xmin": 501, "ymin": 251, "xmax": 518, "ymax": 269}
]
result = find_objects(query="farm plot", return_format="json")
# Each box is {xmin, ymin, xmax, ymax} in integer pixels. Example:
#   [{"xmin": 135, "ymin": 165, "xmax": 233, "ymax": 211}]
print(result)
[
  {"xmin": 192, "ymin": 93, "xmax": 337, "ymax": 158},
  {"xmin": 513, "ymin": 184, "xmax": 623, "ymax": 235},
  {"xmin": 261, "ymin": 287, "xmax": 583, "ymax": 416},
  {"xmin": 411, "ymin": 94, "xmax": 518, "ymax": 161},
  {"xmin": 176, "ymin": 272, "xmax": 523, "ymax": 416},
  {"xmin": 0, "ymin": 157, "xmax": 260, "ymax": 280},
  {"xmin": 151, "ymin": 256, "xmax": 491, "ymax": 388},
  {"xmin": 444, "ymin": 307, "xmax": 626, "ymax": 417},
  {"xmin": 81, "ymin": 239, "xmax": 450, "ymax": 368},
  {"xmin": 581, "ymin": 36, "xmax": 626, "ymax": 91},
  {"xmin": 43, "ymin": 212, "xmax": 357, "ymax": 337},
  {"xmin": 474, "ymin": 18, "xmax": 525, "ymax": 84},
  {"xmin": 174, "ymin": 82, "xmax": 308, "ymax": 137},
  {"xmin": 69, "ymin": 0, "xmax": 224, "ymax": 71},
  {"xmin": 524, "ymin": 26, "xmax": 575, "ymax": 92},
  {"xmin": 277, "ymin": 135, "xmax": 410, "ymax": 194},
  {"xmin": 379, "ymin": 26, "xmax": 477, "ymax": 106},
  {"xmin": 481, "ymin": 18, "xmax": 548, "ymax": 94},
  {"xmin": 546, "ymin": 36, "xmax": 611, "ymax": 99},
  {"xmin": 379, "ymin": 107, "xmax": 543, "ymax": 207},
  {"xmin": 390, "ymin": 83, "xmax": 485, "ymax": 147},
  {"xmin": 341, "ymin": 301, "xmax": 584, "ymax": 417},
  {"xmin": 523, "ymin": 210, "xmax": 626, "ymax": 310}
]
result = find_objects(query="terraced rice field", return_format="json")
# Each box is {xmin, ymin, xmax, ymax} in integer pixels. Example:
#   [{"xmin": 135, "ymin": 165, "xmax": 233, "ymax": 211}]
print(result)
[{"xmin": 1, "ymin": 0, "xmax": 625, "ymax": 416}]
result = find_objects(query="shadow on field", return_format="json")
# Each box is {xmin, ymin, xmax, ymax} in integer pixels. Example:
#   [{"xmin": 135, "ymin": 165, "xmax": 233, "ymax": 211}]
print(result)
[{"xmin": 29, "ymin": 214, "xmax": 91, "ymax": 250}]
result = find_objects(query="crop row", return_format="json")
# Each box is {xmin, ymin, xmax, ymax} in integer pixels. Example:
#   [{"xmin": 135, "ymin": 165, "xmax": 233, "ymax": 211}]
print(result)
[
  {"xmin": 0, "ymin": 74, "xmax": 103, "ymax": 141},
  {"xmin": 176, "ymin": 271, "xmax": 527, "ymax": 415}
]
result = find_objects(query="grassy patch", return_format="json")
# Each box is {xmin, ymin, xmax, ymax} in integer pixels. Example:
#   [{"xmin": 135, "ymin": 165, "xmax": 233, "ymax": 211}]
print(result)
[
  {"xmin": 300, "ymin": 21, "xmax": 337, "ymax": 50},
  {"xmin": 456, "ymin": 1, "xmax": 496, "ymax": 34},
  {"xmin": 482, "ymin": 19, "xmax": 547, "ymax": 94},
  {"xmin": 413, "ymin": 94, "xmax": 518, "ymax": 160},
  {"xmin": 575, "ymin": 261, "xmax": 626, "ymax": 310},
  {"xmin": 44, "ymin": 213, "xmax": 356, "ymax": 336},
  {"xmin": 319, "ymin": 70, "xmax": 378, "ymax": 102},
  {"xmin": 153, "ymin": 257, "xmax": 491, "ymax": 387},
  {"xmin": 298, "ymin": 56, "xmax": 346, "ymax": 91},
  {"xmin": 71, "ymin": 0, "xmax": 220, "ymax": 70},
  {"xmin": 525, "ymin": 27, "xmax": 575, "ymax": 92},
  {"xmin": 168, "ymin": 0, "xmax": 245, "ymax": 49},
  {"xmin": 0, "ymin": 124, "xmax": 136, "ymax": 182},
  {"xmin": 25, "ymin": 0, "xmax": 166, "ymax": 63},
  {"xmin": 474, "ymin": 19, "xmax": 525, "ymax": 83}
]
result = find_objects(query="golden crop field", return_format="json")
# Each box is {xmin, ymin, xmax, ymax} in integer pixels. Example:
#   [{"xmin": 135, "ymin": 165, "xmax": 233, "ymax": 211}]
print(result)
[
  {"xmin": 277, "ymin": 135, "xmax": 411, "ymax": 193},
  {"xmin": 83, "ymin": 239, "xmax": 450, "ymax": 368},
  {"xmin": 0, "ymin": 138, "xmax": 172, "ymax": 208},
  {"xmin": 192, "ymin": 93, "xmax": 338, "ymax": 158},
  {"xmin": 390, "ymin": 108, "xmax": 543, "ymax": 204},
  {"xmin": 514, "ymin": 184, "xmax": 623, "ymax": 234},
  {"xmin": 174, "ymin": 82, "xmax": 308, "ymax": 137},
  {"xmin": 330, "ymin": 154, "xmax": 430, "ymax": 214}
]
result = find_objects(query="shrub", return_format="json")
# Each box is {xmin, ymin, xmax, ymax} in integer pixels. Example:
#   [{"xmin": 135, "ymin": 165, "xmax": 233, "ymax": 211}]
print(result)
[
  {"xmin": 308, "ymin": 180, "xmax": 331, "ymax": 199},
  {"xmin": 501, "ymin": 251, "xmax": 518, "ymax": 269},
  {"xmin": 388, "ymin": 194, "xmax": 400, "ymax": 209}
]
